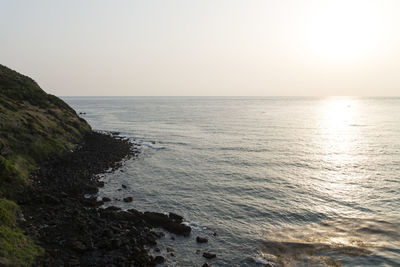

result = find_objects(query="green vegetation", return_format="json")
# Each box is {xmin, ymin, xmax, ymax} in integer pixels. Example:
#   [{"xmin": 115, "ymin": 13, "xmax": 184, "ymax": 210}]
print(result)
[
  {"xmin": 0, "ymin": 64, "xmax": 91, "ymax": 266},
  {"xmin": 0, "ymin": 198, "xmax": 43, "ymax": 266},
  {"xmin": 0, "ymin": 64, "xmax": 91, "ymax": 197}
]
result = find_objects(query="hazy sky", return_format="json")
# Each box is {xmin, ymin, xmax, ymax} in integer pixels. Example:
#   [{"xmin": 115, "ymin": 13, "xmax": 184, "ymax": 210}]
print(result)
[{"xmin": 1, "ymin": 0, "xmax": 400, "ymax": 96}]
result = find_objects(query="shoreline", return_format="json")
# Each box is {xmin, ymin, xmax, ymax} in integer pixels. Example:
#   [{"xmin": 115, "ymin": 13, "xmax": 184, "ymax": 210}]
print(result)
[{"xmin": 17, "ymin": 131, "xmax": 191, "ymax": 266}]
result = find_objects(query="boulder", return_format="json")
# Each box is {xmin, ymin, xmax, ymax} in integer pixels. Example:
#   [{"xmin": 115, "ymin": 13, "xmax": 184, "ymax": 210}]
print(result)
[
  {"xmin": 123, "ymin": 196, "xmax": 133, "ymax": 202},
  {"xmin": 196, "ymin": 236, "xmax": 208, "ymax": 243},
  {"xmin": 169, "ymin": 212, "xmax": 183, "ymax": 223},
  {"xmin": 203, "ymin": 252, "xmax": 216, "ymax": 259},
  {"xmin": 153, "ymin": 256, "xmax": 165, "ymax": 264}
]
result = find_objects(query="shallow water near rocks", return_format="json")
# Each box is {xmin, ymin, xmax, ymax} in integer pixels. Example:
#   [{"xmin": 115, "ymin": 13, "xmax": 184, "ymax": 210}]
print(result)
[{"xmin": 63, "ymin": 97, "xmax": 400, "ymax": 266}]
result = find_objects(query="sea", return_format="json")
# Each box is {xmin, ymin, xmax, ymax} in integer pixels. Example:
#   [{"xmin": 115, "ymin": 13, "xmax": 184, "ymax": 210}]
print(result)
[{"xmin": 63, "ymin": 97, "xmax": 400, "ymax": 267}]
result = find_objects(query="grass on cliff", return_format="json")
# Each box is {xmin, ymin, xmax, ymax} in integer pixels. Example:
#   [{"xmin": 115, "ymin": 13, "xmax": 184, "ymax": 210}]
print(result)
[
  {"xmin": 0, "ymin": 198, "xmax": 43, "ymax": 266},
  {"xmin": 0, "ymin": 64, "xmax": 91, "ymax": 198},
  {"xmin": 0, "ymin": 64, "xmax": 91, "ymax": 265}
]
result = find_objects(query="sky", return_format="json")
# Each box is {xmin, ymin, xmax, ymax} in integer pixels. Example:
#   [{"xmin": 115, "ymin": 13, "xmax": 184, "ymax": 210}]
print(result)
[{"xmin": 1, "ymin": 0, "xmax": 400, "ymax": 96}]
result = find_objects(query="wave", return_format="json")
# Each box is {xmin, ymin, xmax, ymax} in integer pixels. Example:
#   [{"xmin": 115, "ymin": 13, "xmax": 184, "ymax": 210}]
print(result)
[{"xmin": 131, "ymin": 140, "xmax": 165, "ymax": 150}]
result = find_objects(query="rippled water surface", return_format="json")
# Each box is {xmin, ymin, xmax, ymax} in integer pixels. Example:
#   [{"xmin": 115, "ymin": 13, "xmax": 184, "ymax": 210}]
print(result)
[{"xmin": 63, "ymin": 97, "xmax": 400, "ymax": 266}]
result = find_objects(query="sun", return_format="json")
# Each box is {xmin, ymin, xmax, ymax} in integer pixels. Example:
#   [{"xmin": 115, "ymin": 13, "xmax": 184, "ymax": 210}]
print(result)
[{"xmin": 305, "ymin": 0, "xmax": 383, "ymax": 62}]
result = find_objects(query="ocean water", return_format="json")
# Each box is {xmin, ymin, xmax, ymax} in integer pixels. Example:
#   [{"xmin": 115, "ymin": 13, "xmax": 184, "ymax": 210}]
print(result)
[{"xmin": 63, "ymin": 97, "xmax": 400, "ymax": 267}]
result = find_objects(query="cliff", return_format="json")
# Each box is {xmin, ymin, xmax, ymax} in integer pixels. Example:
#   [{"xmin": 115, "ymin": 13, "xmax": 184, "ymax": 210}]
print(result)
[{"xmin": 0, "ymin": 64, "xmax": 91, "ymax": 266}]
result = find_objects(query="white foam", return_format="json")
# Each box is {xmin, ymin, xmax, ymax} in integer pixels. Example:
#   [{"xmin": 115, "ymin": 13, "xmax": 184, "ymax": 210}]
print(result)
[
  {"xmin": 131, "ymin": 140, "xmax": 164, "ymax": 149},
  {"xmin": 143, "ymin": 143, "xmax": 164, "ymax": 149},
  {"xmin": 254, "ymin": 257, "xmax": 269, "ymax": 265}
]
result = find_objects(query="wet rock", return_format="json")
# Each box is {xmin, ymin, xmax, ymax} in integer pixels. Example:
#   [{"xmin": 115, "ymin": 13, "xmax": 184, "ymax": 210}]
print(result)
[
  {"xmin": 123, "ymin": 196, "xmax": 133, "ymax": 202},
  {"xmin": 165, "ymin": 222, "xmax": 191, "ymax": 236},
  {"xmin": 153, "ymin": 256, "xmax": 165, "ymax": 264},
  {"xmin": 122, "ymin": 184, "xmax": 127, "ymax": 189},
  {"xmin": 143, "ymin": 211, "xmax": 191, "ymax": 236},
  {"xmin": 152, "ymin": 231, "xmax": 165, "ymax": 238},
  {"xmin": 143, "ymin": 212, "xmax": 170, "ymax": 225},
  {"xmin": 154, "ymin": 247, "xmax": 161, "ymax": 252},
  {"xmin": 166, "ymin": 247, "xmax": 175, "ymax": 252},
  {"xmin": 169, "ymin": 212, "xmax": 183, "ymax": 223},
  {"xmin": 196, "ymin": 236, "xmax": 208, "ymax": 243},
  {"xmin": 104, "ymin": 206, "xmax": 121, "ymax": 211},
  {"xmin": 146, "ymin": 234, "xmax": 157, "ymax": 245},
  {"xmin": 203, "ymin": 252, "xmax": 216, "ymax": 259},
  {"xmin": 102, "ymin": 197, "xmax": 111, "ymax": 202},
  {"xmin": 202, "ymin": 263, "xmax": 211, "ymax": 267}
]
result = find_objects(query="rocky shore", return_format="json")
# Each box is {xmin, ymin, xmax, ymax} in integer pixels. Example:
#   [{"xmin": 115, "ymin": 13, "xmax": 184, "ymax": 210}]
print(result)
[{"xmin": 17, "ymin": 132, "xmax": 191, "ymax": 267}]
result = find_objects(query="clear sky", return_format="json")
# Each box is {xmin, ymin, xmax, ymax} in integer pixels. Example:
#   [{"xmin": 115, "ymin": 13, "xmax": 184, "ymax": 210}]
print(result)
[{"xmin": 1, "ymin": 0, "xmax": 399, "ymax": 96}]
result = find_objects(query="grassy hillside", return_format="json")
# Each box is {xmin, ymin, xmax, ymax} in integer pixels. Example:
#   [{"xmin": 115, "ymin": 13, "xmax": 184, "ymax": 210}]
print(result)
[{"xmin": 0, "ymin": 64, "xmax": 91, "ymax": 266}]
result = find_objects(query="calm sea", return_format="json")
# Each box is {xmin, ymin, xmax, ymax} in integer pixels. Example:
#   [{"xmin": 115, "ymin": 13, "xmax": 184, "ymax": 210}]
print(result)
[{"xmin": 63, "ymin": 97, "xmax": 400, "ymax": 267}]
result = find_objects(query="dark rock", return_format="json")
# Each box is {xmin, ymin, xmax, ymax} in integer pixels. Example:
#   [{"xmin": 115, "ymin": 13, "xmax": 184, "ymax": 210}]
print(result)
[
  {"xmin": 68, "ymin": 258, "xmax": 81, "ymax": 266},
  {"xmin": 123, "ymin": 196, "xmax": 133, "ymax": 202},
  {"xmin": 154, "ymin": 247, "xmax": 161, "ymax": 252},
  {"xmin": 166, "ymin": 247, "xmax": 175, "ymax": 252},
  {"xmin": 111, "ymin": 239, "xmax": 121, "ymax": 249},
  {"xmin": 104, "ymin": 206, "xmax": 121, "ymax": 211},
  {"xmin": 82, "ymin": 184, "xmax": 99, "ymax": 194},
  {"xmin": 202, "ymin": 263, "xmax": 211, "ymax": 267},
  {"xmin": 103, "ymin": 229, "xmax": 114, "ymax": 238},
  {"xmin": 164, "ymin": 222, "xmax": 191, "ymax": 236},
  {"xmin": 70, "ymin": 240, "xmax": 87, "ymax": 252},
  {"xmin": 203, "ymin": 252, "xmax": 216, "ymax": 259},
  {"xmin": 143, "ymin": 212, "xmax": 191, "ymax": 236},
  {"xmin": 170, "ymin": 252, "xmax": 175, "ymax": 257},
  {"xmin": 169, "ymin": 212, "xmax": 183, "ymax": 223},
  {"xmin": 17, "ymin": 132, "xmax": 154, "ymax": 267},
  {"xmin": 154, "ymin": 256, "xmax": 165, "ymax": 264},
  {"xmin": 144, "ymin": 212, "xmax": 170, "ymax": 225},
  {"xmin": 152, "ymin": 231, "xmax": 165, "ymax": 238},
  {"xmin": 122, "ymin": 184, "xmax": 127, "ymax": 189},
  {"xmin": 196, "ymin": 236, "xmax": 208, "ymax": 243},
  {"xmin": 146, "ymin": 234, "xmax": 157, "ymax": 245},
  {"xmin": 102, "ymin": 197, "xmax": 111, "ymax": 202}
]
